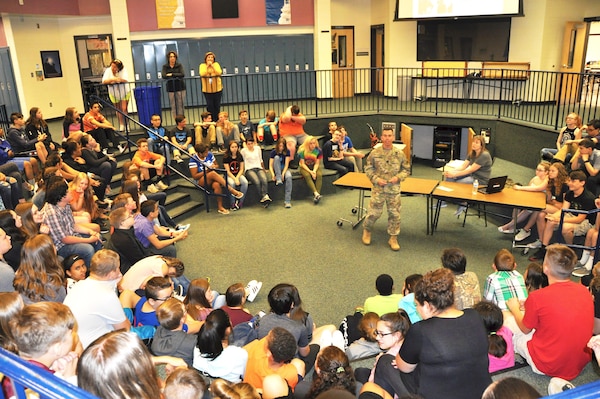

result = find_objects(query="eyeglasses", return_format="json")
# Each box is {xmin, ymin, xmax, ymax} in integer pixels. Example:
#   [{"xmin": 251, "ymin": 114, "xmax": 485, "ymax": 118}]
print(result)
[
  {"xmin": 375, "ymin": 330, "xmax": 394, "ymax": 338},
  {"xmin": 154, "ymin": 291, "xmax": 174, "ymax": 302}
]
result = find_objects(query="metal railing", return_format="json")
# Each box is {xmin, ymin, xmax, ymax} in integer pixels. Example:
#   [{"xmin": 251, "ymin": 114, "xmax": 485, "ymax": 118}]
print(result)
[
  {"xmin": 84, "ymin": 67, "xmax": 600, "ymax": 130},
  {"xmin": 89, "ymin": 95, "xmax": 225, "ymax": 212}
]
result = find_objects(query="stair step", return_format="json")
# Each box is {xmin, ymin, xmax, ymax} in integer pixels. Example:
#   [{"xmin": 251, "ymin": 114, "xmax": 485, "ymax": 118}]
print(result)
[
  {"xmin": 168, "ymin": 201, "xmax": 204, "ymax": 219},
  {"xmin": 164, "ymin": 191, "xmax": 189, "ymax": 207}
]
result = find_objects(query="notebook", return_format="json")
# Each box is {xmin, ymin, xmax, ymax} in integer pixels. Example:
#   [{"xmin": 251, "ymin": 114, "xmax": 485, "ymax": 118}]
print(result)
[{"xmin": 477, "ymin": 175, "xmax": 508, "ymax": 194}]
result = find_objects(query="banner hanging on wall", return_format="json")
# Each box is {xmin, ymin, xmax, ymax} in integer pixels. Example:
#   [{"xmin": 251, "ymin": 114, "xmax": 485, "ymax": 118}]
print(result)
[
  {"xmin": 266, "ymin": 0, "xmax": 291, "ymax": 25},
  {"xmin": 156, "ymin": 0, "xmax": 186, "ymax": 29}
]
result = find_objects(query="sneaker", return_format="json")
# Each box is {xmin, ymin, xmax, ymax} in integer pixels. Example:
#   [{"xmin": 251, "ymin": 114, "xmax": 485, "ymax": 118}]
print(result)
[
  {"xmin": 102, "ymin": 148, "xmax": 108, "ymax": 156},
  {"xmin": 147, "ymin": 184, "xmax": 159, "ymax": 193},
  {"xmin": 156, "ymin": 181, "xmax": 169, "ymax": 191},
  {"xmin": 497, "ymin": 226, "xmax": 514, "ymax": 234},
  {"xmin": 332, "ymin": 330, "xmax": 345, "ymax": 351},
  {"xmin": 117, "ymin": 144, "xmax": 126, "ymax": 154},
  {"xmin": 514, "ymin": 229, "xmax": 531, "ymax": 241},
  {"xmin": 176, "ymin": 224, "xmax": 190, "ymax": 232},
  {"xmin": 572, "ymin": 266, "xmax": 592, "ymax": 277},
  {"xmin": 218, "ymin": 145, "xmax": 225, "ymax": 152},
  {"xmin": 529, "ymin": 247, "xmax": 546, "ymax": 262},
  {"xmin": 276, "ymin": 179, "xmax": 283, "ymax": 186},
  {"xmin": 548, "ymin": 377, "xmax": 575, "ymax": 395},
  {"xmin": 232, "ymin": 200, "xmax": 240, "ymax": 211},
  {"xmin": 119, "ymin": 124, "xmax": 125, "ymax": 132},
  {"xmin": 245, "ymin": 280, "xmax": 262, "ymax": 302},
  {"xmin": 526, "ymin": 239, "xmax": 542, "ymax": 249},
  {"xmin": 174, "ymin": 155, "xmax": 183, "ymax": 164},
  {"xmin": 284, "ymin": 202, "xmax": 292, "ymax": 208},
  {"xmin": 454, "ymin": 205, "xmax": 467, "ymax": 217},
  {"xmin": 217, "ymin": 208, "xmax": 230, "ymax": 215},
  {"xmin": 313, "ymin": 193, "xmax": 321, "ymax": 204}
]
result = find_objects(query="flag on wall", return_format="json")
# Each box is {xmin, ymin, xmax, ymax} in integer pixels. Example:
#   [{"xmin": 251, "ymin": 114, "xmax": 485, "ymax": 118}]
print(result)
[
  {"xmin": 266, "ymin": 0, "xmax": 291, "ymax": 25},
  {"xmin": 156, "ymin": 0, "xmax": 186, "ymax": 29}
]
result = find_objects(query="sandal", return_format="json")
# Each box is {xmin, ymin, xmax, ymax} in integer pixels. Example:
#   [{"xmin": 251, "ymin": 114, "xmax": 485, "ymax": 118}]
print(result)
[{"xmin": 217, "ymin": 208, "xmax": 230, "ymax": 215}]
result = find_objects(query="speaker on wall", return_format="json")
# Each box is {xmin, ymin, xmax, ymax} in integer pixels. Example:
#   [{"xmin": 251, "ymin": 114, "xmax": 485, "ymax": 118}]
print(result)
[{"xmin": 212, "ymin": 0, "xmax": 239, "ymax": 19}]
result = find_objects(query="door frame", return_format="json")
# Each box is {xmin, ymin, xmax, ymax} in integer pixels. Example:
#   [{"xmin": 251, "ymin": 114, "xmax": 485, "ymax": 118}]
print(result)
[
  {"xmin": 331, "ymin": 26, "xmax": 355, "ymax": 98},
  {"xmin": 370, "ymin": 24, "xmax": 384, "ymax": 95}
]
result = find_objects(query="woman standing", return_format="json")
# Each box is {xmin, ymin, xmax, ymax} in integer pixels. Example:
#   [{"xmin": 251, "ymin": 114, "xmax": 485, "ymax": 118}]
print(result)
[
  {"xmin": 102, "ymin": 59, "xmax": 130, "ymax": 131},
  {"xmin": 162, "ymin": 51, "xmax": 186, "ymax": 118},
  {"xmin": 199, "ymin": 52, "xmax": 223, "ymax": 117},
  {"xmin": 298, "ymin": 136, "xmax": 323, "ymax": 204},
  {"xmin": 377, "ymin": 268, "xmax": 491, "ymax": 399}
]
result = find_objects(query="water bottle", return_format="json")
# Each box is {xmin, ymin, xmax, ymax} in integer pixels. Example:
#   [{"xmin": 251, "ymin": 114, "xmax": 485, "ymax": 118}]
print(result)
[{"xmin": 472, "ymin": 179, "xmax": 479, "ymax": 194}]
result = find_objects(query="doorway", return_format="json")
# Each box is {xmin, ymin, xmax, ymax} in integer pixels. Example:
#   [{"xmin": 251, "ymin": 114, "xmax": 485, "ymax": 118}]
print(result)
[
  {"xmin": 557, "ymin": 21, "xmax": 589, "ymax": 104},
  {"xmin": 74, "ymin": 35, "xmax": 114, "ymax": 108},
  {"xmin": 370, "ymin": 25, "xmax": 384, "ymax": 95},
  {"xmin": 331, "ymin": 26, "xmax": 354, "ymax": 98}
]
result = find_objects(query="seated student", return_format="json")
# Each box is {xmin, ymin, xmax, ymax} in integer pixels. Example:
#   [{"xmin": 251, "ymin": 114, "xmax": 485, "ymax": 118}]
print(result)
[
  {"xmin": 151, "ymin": 298, "xmax": 196, "ymax": 366},
  {"xmin": 2, "ymin": 302, "xmax": 79, "ymax": 397},
  {"xmin": 298, "ymin": 136, "xmax": 323, "ymax": 204},
  {"xmin": 211, "ymin": 379, "xmax": 263, "ymax": 399},
  {"xmin": 483, "ymin": 249, "xmax": 528, "ymax": 312},
  {"xmin": 241, "ymin": 138, "xmax": 272, "ymax": 205},
  {"xmin": 41, "ymin": 179, "xmax": 103, "ymax": 267},
  {"xmin": 132, "ymin": 138, "xmax": 168, "ymax": 193},
  {"xmin": 257, "ymin": 283, "xmax": 312, "ymax": 359},
  {"xmin": 574, "ymin": 195, "xmax": 600, "ymax": 276},
  {"xmin": 1, "ymin": 122, "xmax": 39, "ymax": 193},
  {"xmin": 363, "ymin": 274, "xmax": 403, "ymax": 316},
  {"xmin": 508, "ymin": 244, "xmax": 594, "ymax": 380},
  {"xmin": 119, "ymin": 254, "xmax": 187, "ymax": 295},
  {"xmin": 68, "ymin": 172, "xmax": 104, "ymax": 230},
  {"xmin": 164, "ymin": 368, "xmax": 207, "ymax": 399},
  {"xmin": 570, "ymin": 137, "xmax": 600, "ymax": 195},
  {"xmin": 322, "ymin": 130, "xmax": 354, "ymax": 177},
  {"xmin": 63, "ymin": 107, "xmax": 83, "ymax": 142},
  {"xmin": 344, "ymin": 312, "xmax": 381, "ymax": 361},
  {"xmin": 82, "ymin": 101, "xmax": 122, "ymax": 153},
  {"xmin": 268, "ymin": 137, "xmax": 293, "ymax": 208},
  {"xmin": 147, "ymin": 114, "xmax": 171, "ymax": 164},
  {"xmin": 216, "ymin": 111, "xmax": 241, "ymax": 151},
  {"xmin": 224, "ymin": 141, "xmax": 249, "ymax": 210},
  {"xmin": 243, "ymin": 327, "xmax": 306, "ymax": 390},
  {"xmin": 340, "ymin": 125, "xmax": 365, "ymax": 172},
  {"xmin": 473, "ymin": 301, "xmax": 515, "ymax": 373},
  {"xmin": 132, "ymin": 276, "xmax": 174, "ymax": 328},
  {"xmin": 79, "ymin": 133, "xmax": 117, "ymax": 201},
  {"xmin": 221, "ymin": 283, "xmax": 253, "ymax": 327},
  {"xmin": 64, "ymin": 249, "xmax": 130, "ymax": 348},
  {"xmin": 25, "ymin": 107, "xmax": 60, "ymax": 164},
  {"xmin": 238, "ymin": 110, "xmax": 256, "ymax": 145},
  {"xmin": 134, "ymin": 199, "xmax": 188, "ymax": 258},
  {"xmin": 63, "ymin": 254, "xmax": 87, "ymax": 293},
  {"xmin": 398, "ymin": 274, "xmax": 422, "ymax": 324},
  {"xmin": 108, "ymin": 205, "xmax": 151, "ymax": 273},
  {"xmin": 441, "ymin": 247, "xmax": 481, "ymax": 310},
  {"xmin": 189, "ymin": 143, "xmax": 244, "ymax": 215},
  {"xmin": 170, "ymin": 114, "xmax": 196, "ymax": 163},
  {"xmin": 194, "ymin": 111, "xmax": 217, "ymax": 149},
  {"xmin": 183, "ymin": 278, "xmax": 227, "ymax": 320},
  {"xmin": 257, "ymin": 110, "xmax": 279, "ymax": 146},
  {"xmin": 530, "ymin": 170, "xmax": 597, "ymax": 262},
  {"xmin": 295, "ymin": 346, "xmax": 357, "ymax": 399},
  {"xmin": 193, "ymin": 308, "xmax": 248, "ymax": 383}
]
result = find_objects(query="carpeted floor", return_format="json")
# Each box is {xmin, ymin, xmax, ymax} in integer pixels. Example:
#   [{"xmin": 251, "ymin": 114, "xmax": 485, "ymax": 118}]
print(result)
[{"xmin": 172, "ymin": 157, "xmax": 599, "ymax": 395}]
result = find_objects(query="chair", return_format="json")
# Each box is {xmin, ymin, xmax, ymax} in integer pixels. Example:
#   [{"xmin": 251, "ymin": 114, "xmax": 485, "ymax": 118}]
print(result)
[{"xmin": 557, "ymin": 207, "xmax": 600, "ymax": 265}]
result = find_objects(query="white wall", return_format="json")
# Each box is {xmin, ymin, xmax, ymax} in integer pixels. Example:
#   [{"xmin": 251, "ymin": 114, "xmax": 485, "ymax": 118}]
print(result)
[{"xmin": 5, "ymin": 14, "xmax": 111, "ymax": 119}]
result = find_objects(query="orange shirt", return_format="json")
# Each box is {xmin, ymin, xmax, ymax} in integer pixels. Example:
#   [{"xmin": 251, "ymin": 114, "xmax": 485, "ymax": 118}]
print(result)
[
  {"xmin": 243, "ymin": 337, "xmax": 299, "ymax": 390},
  {"xmin": 133, "ymin": 150, "xmax": 162, "ymax": 167},
  {"xmin": 278, "ymin": 113, "xmax": 305, "ymax": 137}
]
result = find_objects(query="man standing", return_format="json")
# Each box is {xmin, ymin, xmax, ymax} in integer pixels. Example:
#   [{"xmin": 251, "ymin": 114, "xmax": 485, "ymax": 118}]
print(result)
[
  {"xmin": 322, "ymin": 129, "xmax": 354, "ymax": 177},
  {"xmin": 362, "ymin": 128, "xmax": 410, "ymax": 251},
  {"xmin": 279, "ymin": 105, "xmax": 307, "ymax": 160},
  {"xmin": 64, "ymin": 249, "xmax": 130, "ymax": 348}
]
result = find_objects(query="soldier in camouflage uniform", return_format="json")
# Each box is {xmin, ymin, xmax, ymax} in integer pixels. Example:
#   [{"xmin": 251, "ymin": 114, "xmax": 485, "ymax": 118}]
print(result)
[{"xmin": 362, "ymin": 128, "xmax": 410, "ymax": 251}]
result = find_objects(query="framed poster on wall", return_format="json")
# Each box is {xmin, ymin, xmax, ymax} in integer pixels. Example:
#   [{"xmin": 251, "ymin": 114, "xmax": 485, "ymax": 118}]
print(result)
[{"xmin": 41, "ymin": 51, "xmax": 62, "ymax": 78}]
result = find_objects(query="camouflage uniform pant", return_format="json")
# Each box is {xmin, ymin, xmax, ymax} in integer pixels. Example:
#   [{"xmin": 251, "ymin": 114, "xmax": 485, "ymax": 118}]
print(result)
[{"xmin": 363, "ymin": 190, "xmax": 401, "ymax": 235}]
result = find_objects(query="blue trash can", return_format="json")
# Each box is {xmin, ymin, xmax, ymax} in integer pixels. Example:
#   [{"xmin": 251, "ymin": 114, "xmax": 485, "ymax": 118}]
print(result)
[{"xmin": 134, "ymin": 86, "xmax": 161, "ymax": 128}]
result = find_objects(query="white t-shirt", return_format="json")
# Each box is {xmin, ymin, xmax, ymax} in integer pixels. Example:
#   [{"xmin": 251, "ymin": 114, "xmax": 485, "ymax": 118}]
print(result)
[
  {"xmin": 120, "ymin": 255, "xmax": 166, "ymax": 292},
  {"xmin": 241, "ymin": 147, "xmax": 263, "ymax": 170},
  {"xmin": 63, "ymin": 277, "xmax": 126, "ymax": 348},
  {"xmin": 193, "ymin": 345, "xmax": 248, "ymax": 382}
]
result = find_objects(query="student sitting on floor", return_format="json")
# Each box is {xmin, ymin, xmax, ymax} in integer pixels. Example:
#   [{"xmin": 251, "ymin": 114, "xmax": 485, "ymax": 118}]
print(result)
[
  {"xmin": 483, "ymin": 249, "xmax": 528, "ymax": 312},
  {"xmin": 363, "ymin": 274, "xmax": 403, "ymax": 316},
  {"xmin": 151, "ymin": 298, "xmax": 196, "ymax": 366}
]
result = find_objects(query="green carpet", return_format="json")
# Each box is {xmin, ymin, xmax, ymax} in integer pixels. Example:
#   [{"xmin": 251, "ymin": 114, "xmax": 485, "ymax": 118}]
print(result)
[{"xmin": 173, "ymin": 158, "xmax": 599, "ymax": 395}]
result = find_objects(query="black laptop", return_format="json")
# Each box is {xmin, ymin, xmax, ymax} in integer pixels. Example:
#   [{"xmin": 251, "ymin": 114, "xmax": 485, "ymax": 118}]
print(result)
[{"xmin": 478, "ymin": 175, "xmax": 508, "ymax": 194}]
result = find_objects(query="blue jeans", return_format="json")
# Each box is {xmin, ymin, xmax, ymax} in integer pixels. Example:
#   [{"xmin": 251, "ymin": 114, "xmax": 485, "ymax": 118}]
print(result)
[
  {"xmin": 246, "ymin": 168, "xmax": 269, "ymax": 197},
  {"xmin": 227, "ymin": 175, "xmax": 248, "ymax": 206},
  {"xmin": 273, "ymin": 156, "xmax": 293, "ymax": 202},
  {"xmin": 445, "ymin": 175, "xmax": 474, "ymax": 184},
  {"xmin": 57, "ymin": 237, "xmax": 102, "ymax": 268},
  {"xmin": 147, "ymin": 137, "xmax": 171, "ymax": 165}
]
